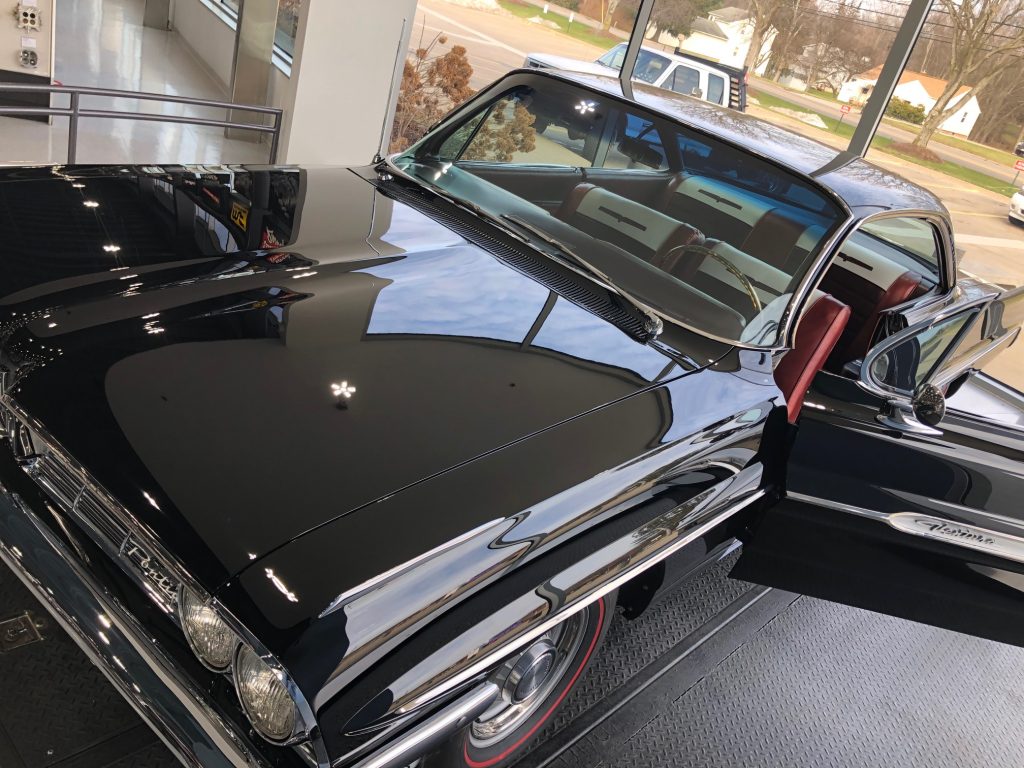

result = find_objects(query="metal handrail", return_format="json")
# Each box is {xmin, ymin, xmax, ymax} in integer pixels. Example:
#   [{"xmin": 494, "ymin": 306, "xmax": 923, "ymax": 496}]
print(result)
[{"xmin": 0, "ymin": 82, "xmax": 284, "ymax": 163}]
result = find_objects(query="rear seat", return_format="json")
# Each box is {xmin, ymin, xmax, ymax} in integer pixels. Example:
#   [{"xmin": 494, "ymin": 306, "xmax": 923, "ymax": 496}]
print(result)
[
  {"xmin": 818, "ymin": 237, "xmax": 926, "ymax": 368},
  {"xmin": 660, "ymin": 175, "xmax": 817, "ymax": 272},
  {"xmin": 557, "ymin": 183, "xmax": 704, "ymax": 263}
]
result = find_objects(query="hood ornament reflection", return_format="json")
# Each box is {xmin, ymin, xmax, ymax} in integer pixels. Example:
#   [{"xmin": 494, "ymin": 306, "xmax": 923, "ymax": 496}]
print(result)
[{"xmin": 331, "ymin": 381, "xmax": 356, "ymax": 409}]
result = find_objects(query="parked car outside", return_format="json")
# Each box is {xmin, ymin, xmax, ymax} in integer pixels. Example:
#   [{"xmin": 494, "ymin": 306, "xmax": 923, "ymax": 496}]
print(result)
[
  {"xmin": 1011, "ymin": 186, "xmax": 1024, "ymax": 225},
  {"xmin": 523, "ymin": 42, "xmax": 747, "ymax": 111},
  {"xmin": 1, "ymin": 69, "xmax": 1023, "ymax": 768},
  {"xmin": 1014, "ymin": 141, "xmax": 1024, "ymax": 158}
]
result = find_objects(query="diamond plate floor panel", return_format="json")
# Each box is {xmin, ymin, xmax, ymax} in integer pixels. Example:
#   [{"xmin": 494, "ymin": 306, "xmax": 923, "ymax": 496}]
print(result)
[
  {"xmin": 0, "ymin": 562, "xmax": 176, "ymax": 768},
  {"xmin": 607, "ymin": 594, "xmax": 1024, "ymax": 768}
]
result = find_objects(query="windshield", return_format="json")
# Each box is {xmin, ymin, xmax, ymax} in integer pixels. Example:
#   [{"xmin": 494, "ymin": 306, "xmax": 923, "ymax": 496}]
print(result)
[
  {"xmin": 596, "ymin": 44, "xmax": 671, "ymax": 84},
  {"xmin": 395, "ymin": 78, "xmax": 846, "ymax": 347}
]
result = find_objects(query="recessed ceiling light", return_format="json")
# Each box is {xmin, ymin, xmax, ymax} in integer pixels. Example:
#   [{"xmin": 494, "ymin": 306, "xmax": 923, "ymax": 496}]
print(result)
[{"xmin": 83, "ymin": 200, "xmax": 99, "ymax": 208}]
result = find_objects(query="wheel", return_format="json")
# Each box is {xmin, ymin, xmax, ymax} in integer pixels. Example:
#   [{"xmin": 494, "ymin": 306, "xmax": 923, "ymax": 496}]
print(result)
[{"xmin": 424, "ymin": 595, "xmax": 615, "ymax": 768}]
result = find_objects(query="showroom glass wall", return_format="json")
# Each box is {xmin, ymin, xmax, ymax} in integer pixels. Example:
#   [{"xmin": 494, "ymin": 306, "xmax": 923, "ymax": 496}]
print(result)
[{"xmin": 207, "ymin": 0, "xmax": 303, "ymax": 57}]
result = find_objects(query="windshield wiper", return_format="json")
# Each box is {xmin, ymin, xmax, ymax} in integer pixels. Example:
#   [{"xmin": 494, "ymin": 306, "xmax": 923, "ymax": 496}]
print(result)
[{"xmin": 499, "ymin": 214, "xmax": 664, "ymax": 338}]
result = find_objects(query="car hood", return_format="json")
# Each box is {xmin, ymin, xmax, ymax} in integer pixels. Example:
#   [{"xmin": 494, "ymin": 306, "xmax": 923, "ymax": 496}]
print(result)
[{"xmin": 0, "ymin": 165, "xmax": 727, "ymax": 591}]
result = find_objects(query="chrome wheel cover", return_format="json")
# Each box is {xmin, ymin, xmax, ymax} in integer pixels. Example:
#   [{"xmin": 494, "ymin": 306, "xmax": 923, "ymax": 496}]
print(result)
[{"xmin": 469, "ymin": 611, "xmax": 588, "ymax": 748}]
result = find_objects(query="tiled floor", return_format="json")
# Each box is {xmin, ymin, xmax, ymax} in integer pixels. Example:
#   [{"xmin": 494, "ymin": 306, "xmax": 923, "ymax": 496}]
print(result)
[{"xmin": 0, "ymin": 0, "xmax": 270, "ymax": 165}]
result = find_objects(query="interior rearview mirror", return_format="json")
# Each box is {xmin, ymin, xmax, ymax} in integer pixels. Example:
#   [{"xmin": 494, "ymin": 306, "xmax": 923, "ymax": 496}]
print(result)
[{"xmin": 617, "ymin": 137, "xmax": 662, "ymax": 169}]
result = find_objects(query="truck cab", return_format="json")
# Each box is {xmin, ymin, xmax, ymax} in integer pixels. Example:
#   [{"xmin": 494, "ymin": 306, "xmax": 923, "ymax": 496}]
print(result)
[{"xmin": 524, "ymin": 42, "xmax": 747, "ymax": 111}]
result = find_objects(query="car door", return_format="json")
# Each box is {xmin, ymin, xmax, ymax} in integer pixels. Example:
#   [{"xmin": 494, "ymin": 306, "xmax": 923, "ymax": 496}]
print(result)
[{"xmin": 733, "ymin": 285, "xmax": 1024, "ymax": 647}]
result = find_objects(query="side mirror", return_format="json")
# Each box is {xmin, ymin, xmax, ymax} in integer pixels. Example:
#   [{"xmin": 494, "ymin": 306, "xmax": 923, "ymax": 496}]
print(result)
[{"xmin": 911, "ymin": 383, "xmax": 946, "ymax": 427}]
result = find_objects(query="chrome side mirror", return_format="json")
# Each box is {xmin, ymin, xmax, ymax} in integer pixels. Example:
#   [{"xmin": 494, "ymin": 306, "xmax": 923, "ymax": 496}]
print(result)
[
  {"xmin": 877, "ymin": 383, "xmax": 946, "ymax": 435},
  {"xmin": 911, "ymin": 383, "xmax": 946, "ymax": 427}
]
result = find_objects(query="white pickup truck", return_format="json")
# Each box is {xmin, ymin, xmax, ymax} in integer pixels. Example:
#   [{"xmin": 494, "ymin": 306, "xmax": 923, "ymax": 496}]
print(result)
[{"xmin": 523, "ymin": 42, "xmax": 748, "ymax": 111}]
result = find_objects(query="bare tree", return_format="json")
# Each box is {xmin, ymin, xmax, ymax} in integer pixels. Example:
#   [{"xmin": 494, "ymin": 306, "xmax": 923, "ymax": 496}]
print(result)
[
  {"xmin": 912, "ymin": 0, "xmax": 1024, "ymax": 148},
  {"xmin": 646, "ymin": 0, "xmax": 722, "ymax": 40},
  {"xmin": 743, "ymin": 0, "xmax": 790, "ymax": 70},
  {"xmin": 764, "ymin": 0, "xmax": 810, "ymax": 79}
]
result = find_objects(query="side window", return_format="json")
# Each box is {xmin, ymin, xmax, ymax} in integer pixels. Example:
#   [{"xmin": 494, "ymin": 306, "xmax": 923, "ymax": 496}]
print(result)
[
  {"xmin": 860, "ymin": 217, "xmax": 944, "ymax": 284},
  {"xmin": 667, "ymin": 65, "xmax": 702, "ymax": 97},
  {"xmin": 438, "ymin": 113, "xmax": 484, "ymax": 161},
  {"xmin": 602, "ymin": 113, "xmax": 668, "ymax": 171},
  {"xmin": 868, "ymin": 311, "xmax": 977, "ymax": 394},
  {"xmin": 597, "ymin": 44, "xmax": 626, "ymax": 71},
  {"xmin": 459, "ymin": 93, "xmax": 598, "ymax": 167},
  {"xmin": 708, "ymin": 74, "xmax": 725, "ymax": 105}
]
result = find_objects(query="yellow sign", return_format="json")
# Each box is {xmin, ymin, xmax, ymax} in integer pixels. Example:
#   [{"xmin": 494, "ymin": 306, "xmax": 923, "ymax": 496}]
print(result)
[{"xmin": 230, "ymin": 201, "xmax": 249, "ymax": 231}]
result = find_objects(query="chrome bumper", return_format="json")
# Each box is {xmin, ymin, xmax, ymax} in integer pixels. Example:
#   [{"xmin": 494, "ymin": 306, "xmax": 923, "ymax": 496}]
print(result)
[{"xmin": 0, "ymin": 484, "xmax": 265, "ymax": 768}]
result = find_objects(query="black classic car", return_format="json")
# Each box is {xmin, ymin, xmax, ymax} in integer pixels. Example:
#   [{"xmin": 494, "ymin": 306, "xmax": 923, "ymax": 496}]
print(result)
[{"xmin": 1, "ymin": 69, "xmax": 1024, "ymax": 768}]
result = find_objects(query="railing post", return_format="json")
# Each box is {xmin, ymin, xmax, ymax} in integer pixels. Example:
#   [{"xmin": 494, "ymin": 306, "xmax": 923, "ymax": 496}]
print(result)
[
  {"xmin": 67, "ymin": 92, "xmax": 80, "ymax": 164},
  {"xmin": 269, "ymin": 113, "xmax": 281, "ymax": 164}
]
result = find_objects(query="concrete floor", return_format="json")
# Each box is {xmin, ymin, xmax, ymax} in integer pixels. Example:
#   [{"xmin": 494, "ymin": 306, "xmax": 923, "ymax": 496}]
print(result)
[{"xmin": 0, "ymin": 0, "xmax": 269, "ymax": 165}]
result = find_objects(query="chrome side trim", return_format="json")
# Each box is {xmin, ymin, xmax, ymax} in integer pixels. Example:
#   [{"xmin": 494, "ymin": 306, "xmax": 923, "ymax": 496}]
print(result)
[
  {"xmin": 787, "ymin": 491, "xmax": 1024, "ymax": 564},
  {"xmin": 319, "ymin": 518, "xmax": 505, "ymax": 619},
  {"xmin": 346, "ymin": 684, "xmax": 499, "ymax": 768},
  {"xmin": 0, "ymin": 485, "xmax": 261, "ymax": 768},
  {"xmin": 886, "ymin": 512, "xmax": 1024, "ymax": 563},
  {"xmin": 383, "ymin": 470, "xmax": 764, "ymax": 721}
]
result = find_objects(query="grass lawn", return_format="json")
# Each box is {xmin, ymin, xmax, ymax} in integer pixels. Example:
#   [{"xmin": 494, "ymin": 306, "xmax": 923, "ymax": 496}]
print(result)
[
  {"xmin": 497, "ymin": 0, "xmax": 619, "ymax": 50},
  {"xmin": 762, "ymin": 82, "xmax": 1019, "ymax": 169},
  {"xmin": 749, "ymin": 89, "xmax": 1018, "ymax": 198}
]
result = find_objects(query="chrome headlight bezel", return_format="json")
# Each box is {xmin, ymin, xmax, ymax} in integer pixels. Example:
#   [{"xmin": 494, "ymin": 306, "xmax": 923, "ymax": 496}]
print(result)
[
  {"xmin": 231, "ymin": 642, "xmax": 302, "ymax": 744},
  {"xmin": 178, "ymin": 585, "xmax": 241, "ymax": 672}
]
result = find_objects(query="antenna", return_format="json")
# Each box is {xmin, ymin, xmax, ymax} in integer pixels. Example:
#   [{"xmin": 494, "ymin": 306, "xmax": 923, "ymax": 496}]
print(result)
[{"xmin": 375, "ymin": 16, "xmax": 409, "ymax": 164}]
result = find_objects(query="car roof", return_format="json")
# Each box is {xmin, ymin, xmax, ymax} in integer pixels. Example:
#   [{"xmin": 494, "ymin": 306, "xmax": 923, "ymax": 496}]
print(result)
[{"xmin": 531, "ymin": 68, "xmax": 948, "ymax": 219}]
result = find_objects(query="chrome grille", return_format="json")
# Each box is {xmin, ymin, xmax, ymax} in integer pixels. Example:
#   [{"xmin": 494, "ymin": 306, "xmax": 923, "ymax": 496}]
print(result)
[
  {"xmin": 77, "ymin": 488, "xmax": 130, "ymax": 548},
  {"xmin": 1, "ymin": 401, "xmax": 181, "ymax": 613},
  {"xmin": 34, "ymin": 452, "xmax": 82, "ymax": 508}
]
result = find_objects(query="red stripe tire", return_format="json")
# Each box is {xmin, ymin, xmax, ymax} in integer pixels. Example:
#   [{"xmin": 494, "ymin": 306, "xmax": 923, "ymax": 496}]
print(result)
[{"xmin": 424, "ymin": 593, "xmax": 616, "ymax": 768}]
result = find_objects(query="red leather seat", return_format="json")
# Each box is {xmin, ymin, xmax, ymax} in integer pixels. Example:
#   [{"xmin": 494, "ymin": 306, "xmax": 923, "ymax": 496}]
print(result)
[
  {"xmin": 818, "ymin": 255, "xmax": 925, "ymax": 369},
  {"xmin": 775, "ymin": 293, "xmax": 851, "ymax": 423}
]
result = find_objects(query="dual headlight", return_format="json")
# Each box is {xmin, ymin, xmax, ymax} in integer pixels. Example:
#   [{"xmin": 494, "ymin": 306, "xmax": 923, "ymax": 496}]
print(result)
[{"xmin": 179, "ymin": 587, "xmax": 299, "ymax": 743}]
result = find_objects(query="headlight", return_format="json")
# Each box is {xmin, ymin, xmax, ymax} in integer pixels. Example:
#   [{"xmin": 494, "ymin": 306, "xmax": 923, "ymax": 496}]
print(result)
[
  {"xmin": 233, "ymin": 644, "xmax": 298, "ymax": 742},
  {"xmin": 179, "ymin": 586, "xmax": 239, "ymax": 670}
]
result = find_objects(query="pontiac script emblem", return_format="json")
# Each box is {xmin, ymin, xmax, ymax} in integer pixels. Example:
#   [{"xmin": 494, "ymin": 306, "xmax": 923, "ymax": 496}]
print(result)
[{"xmin": 122, "ymin": 537, "xmax": 177, "ymax": 602}]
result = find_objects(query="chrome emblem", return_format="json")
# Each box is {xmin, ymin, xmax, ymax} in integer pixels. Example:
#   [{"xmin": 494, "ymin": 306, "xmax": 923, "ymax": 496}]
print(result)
[
  {"xmin": 888, "ymin": 512, "xmax": 1024, "ymax": 563},
  {"xmin": 122, "ymin": 536, "xmax": 178, "ymax": 602}
]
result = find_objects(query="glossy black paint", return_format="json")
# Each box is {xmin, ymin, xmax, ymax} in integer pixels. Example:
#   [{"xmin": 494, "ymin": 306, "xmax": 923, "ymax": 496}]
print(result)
[
  {"xmin": 0, "ymin": 164, "xmax": 737, "ymax": 593},
  {"xmin": 0, "ymin": 160, "xmax": 783, "ymax": 764},
  {"xmin": 734, "ymin": 365, "xmax": 1024, "ymax": 645},
  {"xmin": 0, "ymin": 71, "xmax": 1010, "ymax": 768}
]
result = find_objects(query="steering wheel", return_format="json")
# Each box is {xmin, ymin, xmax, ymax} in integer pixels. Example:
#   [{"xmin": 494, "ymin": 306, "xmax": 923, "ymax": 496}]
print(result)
[{"xmin": 662, "ymin": 244, "xmax": 762, "ymax": 314}]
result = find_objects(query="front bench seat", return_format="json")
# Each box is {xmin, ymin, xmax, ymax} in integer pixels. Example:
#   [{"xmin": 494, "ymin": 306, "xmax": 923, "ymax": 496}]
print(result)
[
  {"xmin": 818, "ymin": 239, "xmax": 926, "ymax": 369},
  {"xmin": 557, "ymin": 183, "xmax": 704, "ymax": 265},
  {"xmin": 775, "ymin": 292, "xmax": 851, "ymax": 423}
]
